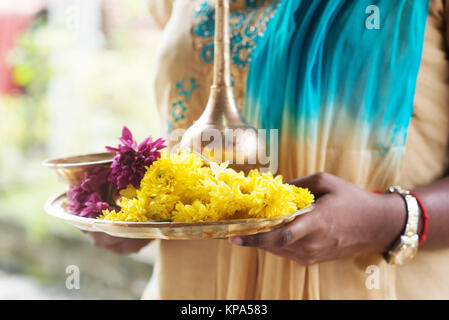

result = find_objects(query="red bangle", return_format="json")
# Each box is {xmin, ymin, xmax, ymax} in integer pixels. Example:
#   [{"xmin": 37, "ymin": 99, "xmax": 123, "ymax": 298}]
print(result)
[{"xmin": 410, "ymin": 191, "xmax": 429, "ymax": 246}]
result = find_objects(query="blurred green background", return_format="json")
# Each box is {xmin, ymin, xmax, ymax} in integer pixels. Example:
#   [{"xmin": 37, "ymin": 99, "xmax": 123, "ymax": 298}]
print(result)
[{"xmin": 0, "ymin": 0, "xmax": 162, "ymax": 299}]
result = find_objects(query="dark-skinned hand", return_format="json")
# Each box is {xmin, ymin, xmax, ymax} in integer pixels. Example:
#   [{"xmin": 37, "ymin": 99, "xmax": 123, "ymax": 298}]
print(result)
[
  {"xmin": 229, "ymin": 173, "xmax": 407, "ymax": 265},
  {"xmin": 85, "ymin": 231, "xmax": 152, "ymax": 255}
]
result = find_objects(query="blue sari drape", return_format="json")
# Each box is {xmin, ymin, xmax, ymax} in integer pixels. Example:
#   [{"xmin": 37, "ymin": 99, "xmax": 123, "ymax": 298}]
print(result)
[{"xmin": 244, "ymin": 0, "xmax": 429, "ymax": 156}]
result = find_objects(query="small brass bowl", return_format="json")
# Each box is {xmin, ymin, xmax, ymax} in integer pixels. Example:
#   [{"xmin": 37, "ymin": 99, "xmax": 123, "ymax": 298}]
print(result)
[{"xmin": 43, "ymin": 152, "xmax": 114, "ymax": 187}]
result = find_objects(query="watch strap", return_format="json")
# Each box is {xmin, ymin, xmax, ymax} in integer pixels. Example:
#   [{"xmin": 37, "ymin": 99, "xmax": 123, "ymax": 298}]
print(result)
[{"xmin": 385, "ymin": 186, "xmax": 420, "ymax": 265}]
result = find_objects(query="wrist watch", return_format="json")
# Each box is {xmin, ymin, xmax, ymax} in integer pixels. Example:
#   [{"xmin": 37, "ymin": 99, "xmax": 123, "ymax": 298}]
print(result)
[{"xmin": 384, "ymin": 186, "xmax": 420, "ymax": 265}]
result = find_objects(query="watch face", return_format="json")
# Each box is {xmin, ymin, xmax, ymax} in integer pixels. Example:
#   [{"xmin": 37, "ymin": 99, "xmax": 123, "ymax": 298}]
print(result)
[
  {"xmin": 392, "ymin": 245, "xmax": 418, "ymax": 265},
  {"xmin": 390, "ymin": 235, "xmax": 419, "ymax": 265}
]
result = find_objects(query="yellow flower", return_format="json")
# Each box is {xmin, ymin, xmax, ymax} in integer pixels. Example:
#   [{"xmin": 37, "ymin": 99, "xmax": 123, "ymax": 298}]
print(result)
[
  {"xmin": 98, "ymin": 150, "xmax": 314, "ymax": 222},
  {"xmin": 119, "ymin": 184, "xmax": 138, "ymax": 199}
]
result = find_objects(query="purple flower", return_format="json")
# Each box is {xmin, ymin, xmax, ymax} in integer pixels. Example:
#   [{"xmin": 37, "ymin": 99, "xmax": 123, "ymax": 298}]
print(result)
[
  {"xmin": 105, "ymin": 126, "xmax": 166, "ymax": 190},
  {"xmin": 79, "ymin": 167, "xmax": 110, "ymax": 192},
  {"xmin": 67, "ymin": 167, "xmax": 112, "ymax": 218},
  {"xmin": 79, "ymin": 193, "xmax": 112, "ymax": 218}
]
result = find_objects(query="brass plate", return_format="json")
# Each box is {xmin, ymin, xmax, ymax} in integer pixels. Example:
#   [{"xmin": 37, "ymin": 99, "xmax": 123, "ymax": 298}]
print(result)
[{"xmin": 44, "ymin": 192, "xmax": 314, "ymax": 240}]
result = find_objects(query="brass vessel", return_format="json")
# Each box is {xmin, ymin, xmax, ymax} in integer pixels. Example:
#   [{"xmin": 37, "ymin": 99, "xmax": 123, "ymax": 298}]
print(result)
[
  {"xmin": 180, "ymin": 0, "xmax": 265, "ymax": 174},
  {"xmin": 42, "ymin": 152, "xmax": 114, "ymax": 186}
]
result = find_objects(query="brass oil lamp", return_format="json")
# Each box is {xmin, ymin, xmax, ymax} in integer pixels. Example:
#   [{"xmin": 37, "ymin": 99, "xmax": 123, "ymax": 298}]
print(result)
[{"xmin": 180, "ymin": 0, "xmax": 265, "ymax": 174}]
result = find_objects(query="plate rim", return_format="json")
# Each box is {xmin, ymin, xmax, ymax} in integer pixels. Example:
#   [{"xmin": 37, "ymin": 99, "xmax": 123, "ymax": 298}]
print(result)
[{"xmin": 44, "ymin": 192, "xmax": 314, "ymax": 228}]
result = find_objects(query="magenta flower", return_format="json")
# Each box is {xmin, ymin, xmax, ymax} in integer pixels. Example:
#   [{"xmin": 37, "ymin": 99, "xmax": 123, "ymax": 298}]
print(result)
[
  {"xmin": 67, "ymin": 167, "xmax": 112, "ymax": 218},
  {"xmin": 79, "ymin": 167, "xmax": 110, "ymax": 192},
  {"xmin": 106, "ymin": 126, "xmax": 166, "ymax": 190},
  {"xmin": 79, "ymin": 193, "xmax": 112, "ymax": 218}
]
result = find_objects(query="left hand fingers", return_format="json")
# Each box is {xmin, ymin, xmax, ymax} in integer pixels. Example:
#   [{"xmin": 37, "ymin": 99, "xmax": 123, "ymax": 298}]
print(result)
[
  {"xmin": 229, "ymin": 212, "xmax": 315, "ymax": 248},
  {"xmin": 255, "ymin": 241, "xmax": 321, "ymax": 266}
]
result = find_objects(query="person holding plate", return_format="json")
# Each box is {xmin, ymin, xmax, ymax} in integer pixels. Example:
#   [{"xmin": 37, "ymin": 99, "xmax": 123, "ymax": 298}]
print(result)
[{"xmin": 90, "ymin": 0, "xmax": 449, "ymax": 299}]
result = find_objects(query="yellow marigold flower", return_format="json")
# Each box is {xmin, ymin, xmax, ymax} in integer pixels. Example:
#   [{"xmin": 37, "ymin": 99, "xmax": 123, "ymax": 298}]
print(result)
[
  {"xmin": 97, "ymin": 150, "xmax": 314, "ymax": 222},
  {"xmin": 119, "ymin": 184, "xmax": 138, "ymax": 199}
]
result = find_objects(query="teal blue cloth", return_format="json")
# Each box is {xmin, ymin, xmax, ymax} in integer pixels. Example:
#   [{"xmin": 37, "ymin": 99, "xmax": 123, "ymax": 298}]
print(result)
[{"xmin": 244, "ymin": 0, "xmax": 429, "ymax": 151}]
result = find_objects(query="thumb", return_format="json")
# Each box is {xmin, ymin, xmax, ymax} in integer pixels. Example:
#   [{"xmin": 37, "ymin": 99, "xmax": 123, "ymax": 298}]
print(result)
[{"xmin": 288, "ymin": 172, "xmax": 337, "ymax": 196}]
